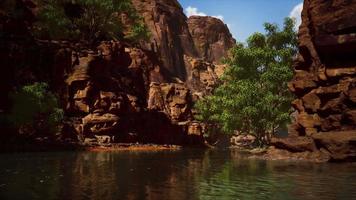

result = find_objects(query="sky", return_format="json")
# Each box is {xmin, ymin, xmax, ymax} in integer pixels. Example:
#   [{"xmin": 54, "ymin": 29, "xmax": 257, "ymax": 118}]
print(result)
[{"xmin": 178, "ymin": 0, "xmax": 303, "ymax": 42}]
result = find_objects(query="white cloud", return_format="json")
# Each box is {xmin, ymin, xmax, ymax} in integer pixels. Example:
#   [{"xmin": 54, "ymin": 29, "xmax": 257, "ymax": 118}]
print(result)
[
  {"xmin": 289, "ymin": 3, "xmax": 303, "ymax": 30},
  {"xmin": 185, "ymin": 6, "xmax": 224, "ymax": 21},
  {"xmin": 185, "ymin": 6, "xmax": 207, "ymax": 17}
]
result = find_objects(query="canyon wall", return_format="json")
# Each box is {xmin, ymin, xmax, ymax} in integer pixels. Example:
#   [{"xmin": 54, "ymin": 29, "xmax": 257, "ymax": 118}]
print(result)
[
  {"xmin": 271, "ymin": 0, "xmax": 356, "ymax": 161},
  {"xmin": 131, "ymin": 0, "xmax": 235, "ymax": 81},
  {"xmin": 0, "ymin": 0, "xmax": 236, "ymax": 147},
  {"xmin": 187, "ymin": 16, "xmax": 236, "ymax": 64},
  {"xmin": 131, "ymin": 0, "xmax": 198, "ymax": 81}
]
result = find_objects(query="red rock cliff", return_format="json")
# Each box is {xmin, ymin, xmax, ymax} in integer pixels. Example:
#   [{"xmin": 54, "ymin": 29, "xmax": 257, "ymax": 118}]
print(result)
[
  {"xmin": 187, "ymin": 16, "xmax": 236, "ymax": 64},
  {"xmin": 131, "ymin": 0, "xmax": 198, "ymax": 81},
  {"xmin": 0, "ymin": 0, "xmax": 236, "ymax": 147},
  {"xmin": 270, "ymin": 0, "xmax": 356, "ymax": 162}
]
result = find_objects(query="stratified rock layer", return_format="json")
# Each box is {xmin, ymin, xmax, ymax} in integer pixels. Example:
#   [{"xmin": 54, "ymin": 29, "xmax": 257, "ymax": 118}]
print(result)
[
  {"xmin": 273, "ymin": 0, "xmax": 356, "ymax": 162},
  {"xmin": 187, "ymin": 16, "xmax": 236, "ymax": 64}
]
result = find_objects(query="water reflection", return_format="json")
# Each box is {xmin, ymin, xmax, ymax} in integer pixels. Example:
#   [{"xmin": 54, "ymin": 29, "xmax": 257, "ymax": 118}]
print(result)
[{"xmin": 0, "ymin": 150, "xmax": 356, "ymax": 200}]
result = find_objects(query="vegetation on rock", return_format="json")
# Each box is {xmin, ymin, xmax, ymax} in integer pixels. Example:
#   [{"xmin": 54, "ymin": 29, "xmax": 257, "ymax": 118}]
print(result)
[
  {"xmin": 195, "ymin": 18, "xmax": 297, "ymax": 146},
  {"xmin": 8, "ymin": 82, "xmax": 64, "ymax": 136},
  {"xmin": 34, "ymin": 0, "xmax": 149, "ymax": 45}
]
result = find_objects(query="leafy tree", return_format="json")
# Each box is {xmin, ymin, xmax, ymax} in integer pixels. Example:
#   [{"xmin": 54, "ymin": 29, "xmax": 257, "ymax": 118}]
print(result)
[
  {"xmin": 195, "ymin": 18, "xmax": 297, "ymax": 146},
  {"xmin": 8, "ymin": 82, "xmax": 64, "ymax": 135},
  {"xmin": 34, "ymin": 0, "xmax": 149, "ymax": 45}
]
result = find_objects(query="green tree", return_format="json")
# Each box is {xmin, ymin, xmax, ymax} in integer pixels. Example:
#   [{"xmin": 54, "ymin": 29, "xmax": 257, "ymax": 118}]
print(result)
[
  {"xmin": 8, "ymin": 82, "xmax": 64, "ymax": 136},
  {"xmin": 195, "ymin": 18, "xmax": 297, "ymax": 146},
  {"xmin": 34, "ymin": 0, "xmax": 149, "ymax": 45}
]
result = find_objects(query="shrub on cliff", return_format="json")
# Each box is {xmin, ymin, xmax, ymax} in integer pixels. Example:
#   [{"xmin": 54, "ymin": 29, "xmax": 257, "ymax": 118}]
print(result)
[
  {"xmin": 195, "ymin": 18, "xmax": 297, "ymax": 146},
  {"xmin": 34, "ymin": 0, "xmax": 149, "ymax": 45},
  {"xmin": 8, "ymin": 82, "xmax": 64, "ymax": 136}
]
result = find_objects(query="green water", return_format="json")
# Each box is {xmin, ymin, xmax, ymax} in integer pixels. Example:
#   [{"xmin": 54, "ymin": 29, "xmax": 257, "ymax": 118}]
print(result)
[{"xmin": 0, "ymin": 149, "xmax": 355, "ymax": 200}]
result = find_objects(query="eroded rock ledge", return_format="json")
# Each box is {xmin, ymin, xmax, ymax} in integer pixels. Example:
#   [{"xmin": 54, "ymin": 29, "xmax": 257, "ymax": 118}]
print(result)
[
  {"xmin": 270, "ymin": 0, "xmax": 356, "ymax": 162},
  {"xmin": 62, "ymin": 41, "xmax": 208, "ymax": 145}
]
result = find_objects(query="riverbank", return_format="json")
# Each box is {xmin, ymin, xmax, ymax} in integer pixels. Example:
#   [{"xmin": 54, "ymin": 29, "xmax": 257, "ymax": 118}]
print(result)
[
  {"xmin": 86, "ymin": 143, "xmax": 183, "ymax": 152},
  {"xmin": 0, "ymin": 141, "xmax": 186, "ymax": 153}
]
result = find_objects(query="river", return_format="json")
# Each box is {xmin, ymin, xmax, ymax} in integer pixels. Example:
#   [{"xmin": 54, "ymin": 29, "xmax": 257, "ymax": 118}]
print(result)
[{"xmin": 0, "ymin": 149, "xmax": 356, "ymax": 200}]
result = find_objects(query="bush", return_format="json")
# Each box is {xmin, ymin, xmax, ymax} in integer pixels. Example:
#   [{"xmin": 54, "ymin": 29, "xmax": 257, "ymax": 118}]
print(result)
[
  {"xmin": 34, "ymin": 0, "xmax": 149, "ymax": 45},
  {"xmin": 8, "ymin": 82, "xmax": 64, "ymax": 136},
  {"xmin": 195, "ymin": 18, "xmax": 297, "ymax": 146}
]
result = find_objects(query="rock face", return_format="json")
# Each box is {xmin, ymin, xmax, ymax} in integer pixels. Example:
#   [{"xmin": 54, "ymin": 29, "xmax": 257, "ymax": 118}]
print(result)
[
  {"xmin": 61, "ymin": 40, "xmax": 210, "ymax": 145},
  {"xmin": 131, "ymin": 0, "xmax": 235, "ymax": 82},
  {"xmin": 131, "ymin": 0, "xmax": 198, "ymax": 80},
  {"xmin": 147, "ymin": 82, "xmax": 192, "ymax": 123},
  {"xmin": 65, "ymin": 41, "xmax": 187, "ymax": 144},
  {"xmin": 187, "ymin": 16, "xmax": 236, "ymax": 64},
  {"xmin": 184, "ymin": 56, "xmax": 221, "ymax": 96},
  {"xmin": 272, "ymin": 0, "xmax": 356, "ymax": 162},
  {"xmin": 1, "ymin": 0, "xmax": 236, "ymax": 147}
]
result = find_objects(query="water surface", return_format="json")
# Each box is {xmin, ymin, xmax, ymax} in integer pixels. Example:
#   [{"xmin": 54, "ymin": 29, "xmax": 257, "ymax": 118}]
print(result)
[{"xmin": 0, "ymin": 149, "xmax": 356, "ymax": 200}]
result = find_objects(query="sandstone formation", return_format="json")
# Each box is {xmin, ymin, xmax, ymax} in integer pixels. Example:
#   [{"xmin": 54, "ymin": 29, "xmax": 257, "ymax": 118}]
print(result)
[
  {"xmin": 53, "ymin": 39, "xmax": 208, "ymax": 146},
  {"xmin": 147, "ymin": 82, "xmax": 192, "ymax": 122},
  {"xmin": 131, "ymin": 0, "xmax": 198, "ymax": 81},
  {"xmin": 131, "ymin": 0, "xmax": 236, "ymax": 82},
  {"xmin": 184, "ymin": 56, "xmax": 221, "ymax": 96},
  {"xmin": 187, "ymin": 16, "xmax": 236, "ymax": 64},
  {"xmin": 62, "ymin": 41, "xmax": 228, "ymax": 145},
  {"xmin": 129, "ymin": 0, "xmax": 236, "ymax": 113},
  {"xmin": 1, "ymin": 0, "xmax": 236, "ymax": 148},
  {"xmin": 272, "ymin": 0, "xmax": 356, "ymax": 162}
]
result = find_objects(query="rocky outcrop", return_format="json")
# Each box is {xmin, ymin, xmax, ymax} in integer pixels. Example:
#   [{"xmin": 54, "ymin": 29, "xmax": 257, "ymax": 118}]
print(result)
[
  {"xmin": 131, "ymin": 0, "xmax": 198, "ymax": 81},
  {"xmin": 272, "ymin": 0, "xmax": 356, "ymax": 162},
  {"xmin": 62, "ymin": 41, "xmax": 207, "ymax": 145},
  {"xmin": 187, "ymin": 16, "xmax": 236, "ymax": 64},
  {"xmin": 184, "ymin": 56, "xmax": 221, "ymax": 96},
  {"xmin": 131, "ymin": 0, "xmax": 235, "ymax": 82},
  {"xmin": 147, "ymin": 82, "xmax": 192, "ymax": 122},
  {"xmin": 1, "ymin": 0, "xmax": 235, "ymax": 148}
]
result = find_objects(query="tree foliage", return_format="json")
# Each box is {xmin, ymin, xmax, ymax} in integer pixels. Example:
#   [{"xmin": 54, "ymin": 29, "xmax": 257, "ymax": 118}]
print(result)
[
  {"xmin": 8, "ymin": 82, "xmax": 64, "ymax": 135},
  {"xmin": 34, "ymin": 0, "xmax": 149, "ymax": 44},
  {"xmin": 195, "ymin": 18, "xmax": 297, "ymax": 146}
]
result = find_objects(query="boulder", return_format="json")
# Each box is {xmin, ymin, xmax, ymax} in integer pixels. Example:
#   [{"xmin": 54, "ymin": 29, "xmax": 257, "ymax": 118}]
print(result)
[
  {"xmin": 297, "ymin": 112, "xmax": 321, "ymax": 128},
  {"xmin": 302, "ymin": 92, "xmax": 321, "ymax": 112},
  {"xmin": 271, "ymin": 137, "xmax": 317, "ymax": 152},
  {"xmin": 312, "ymin": 131, "xmax": 356, "ymax": 161}
]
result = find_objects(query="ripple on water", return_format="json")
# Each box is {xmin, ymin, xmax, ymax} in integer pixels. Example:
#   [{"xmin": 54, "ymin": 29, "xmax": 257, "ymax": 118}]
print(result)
[{"xmin": 0, "ymin": 151, "xmax": 355, "ymax": 200}]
